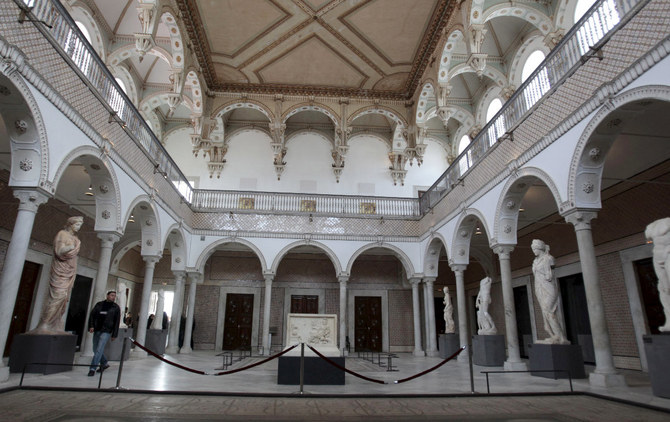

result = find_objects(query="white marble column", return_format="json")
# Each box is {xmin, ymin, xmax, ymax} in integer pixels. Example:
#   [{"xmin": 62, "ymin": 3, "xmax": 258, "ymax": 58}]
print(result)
[
  {"xmin": 152, "ymin": 288, "xmax": 165, "ymax": 329},
  {"xmin": 410, "ymin": 277, "xmax": 424, "ymax": 356},
  {"xmin": 565, "ymin": 210, "xmax": 625, "ymax": 387},
  {"xmin": 424, "ymin": 278, "xmax": 438, "ymax": 356},
  {"xmin": 451, "ymin": 264, "xmax": 469, "ymax": 363},
  {"xmin": 262, "ymin": 274, "xmax": 273, "ymax": 356},
  {"xmin": 132, "ymin": 255, "xmax": 160, "ymax": 358},
  {"xmin": 338, "ymin": 275, "xmax": 348, "ymax": 356},
  {"xmin": 80, "ymin": 232, "xmax": 120, "ymax": 360},
  {"xmin": 180, "ymin": 272, "xmax": 200, "ymax": 354},
  {"xmin": 0, "ymin": 190, "xmax": 49, "ymax": 381},
  {"xmin": 166, "ymin": 271, "xmax": 186, "ymax": 354},
  {"xmin": 494, "ymin": 245, "xmax": 527, "ymax": 371}
]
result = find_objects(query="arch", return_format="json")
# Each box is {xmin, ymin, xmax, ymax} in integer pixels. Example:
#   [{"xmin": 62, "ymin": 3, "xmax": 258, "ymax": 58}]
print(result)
[
  {"xmin": 107, "ymin": 44, "xmax": 173, "ymax": 69},
  {"xmin": 416, "ymin": 82, "xmax": 437, "ymax": 125},
  {"xmin": 482, "ymin": 3, "xmax": 554, "ymax": 35},
  {"xmin": 567, "ymin": 85, "xmax": 670, "ymax": 211},
  {"xmin": 184, "ymin": 70, "xmax": 203, "ymax": 115},
  {"xmin": 347, "ymin": 105, "xmax": 407, "ymax": 129},
  {"xmin": 348, "ymin": 131, "xmax": 392, "ymax": 149},
  {"xmin": 346, "ymin": 243, "xmax": 414, "ymax": 276},
  {"xmin": 423, "ymin": 104, "xmax": 475, "ymax": 128},
  {"xmin": 507, "ymin": 34, "xmax": 550, "ymax": 90},
  {"xmin": 160, "ymin": 12, "xmax": 184, "ymax": 70},
  {"xmin": 474, "ymin": 85, "xmax": 504, "ymax": 127},
  {"xmin": 195, "ymin": 237, "xmax": 267, "ymax": 273},
  {"xmin": 493, "ymin": 167, "xmax": 563, "ymax": 245},
  {"xmin": 140, "ymin": 91, "xmax": 194, "ymax": 115},
  {"xmin": 271, "ymin": 240, "xmax": 342, "ymax": 275},
  {"xmin": 109, "ymin": 238, "xmax": 141, "ymax": 275},
  {"xmin": 423, "ymin": 234, "xmax": 449, "ymax": 277},
  {"xmin": 123, "ymin": 195, "xmax": 162, "ymax": 257},
  {"xmin": 285, "ymin": 128, "xmax": 335, "ymax": 147},
  {"xmin": 448, "ymin": 63, "xmax": 507, "ymax": 88},
  {"xmin": 0, "ymin": 81, "xmax": 50, "ymax": 193},
  {"xmin": 163, "ymin": 223, "xmax": 188, "ymax": 272},
  {"xmin": 212, "ymin": 98, "xmax": 274, "ymax": 122},
  {"xmin": 50, "ymin": 145, "xmax": 123, "ymax": 233},
  {"xmin": 224, "ymin": 126, "xmax": 273, "ymax": 145},
  {"xmin": 438, "ymin": 28, "xmax": 466, "ymax": 82},
  {"xmin": 450, "ymin": 209, "xmax": 492, "ymax": 266},
  {"xmin": 140, "ymin": 108, "xmax": 163, "ymax": 141},
  {"xmin": 109, "ymin": 65, "xmax": 139, "ymax": 106},
  {"xmin": 282, "ymin": 103, "xmax": 340, "ymax": 128},
  {"xmin": 66, "ymin": 2, "xmax": 106, "ymax": 58}
]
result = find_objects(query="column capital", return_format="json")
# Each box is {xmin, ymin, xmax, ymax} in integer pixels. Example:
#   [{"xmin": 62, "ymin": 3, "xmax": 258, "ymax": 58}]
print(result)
[
  {"xmin": 450, "ymin": 264, "xmax": 467, "ymax": 273},
  {"xmin": 422, "ymin": 277, "xmax": 436, "ymax": 285},
  {"xmin": 338, "ymin": 275, "xmax": 349, "ymax": 285},
  {"xmin": 492, "ymin": 244, "xmax": 515, "ymax": 257},
  {"xmin": 409, "ymin": 277, "xmax": 422, "ymax": 286},
  {"xmin": 564, "ymin": 210, "xmax": 598, "ymax": 231},
  {"xmin": 96, "ymin": 231, "xmax": 121, "ymax": 247},
  {"xmin": 172, "ymin": 270, "xmax": 187, "ymax": 280},
  {"xmin": 13, "ymin": 189, "xmax": 49, "ymax": 212},
  {"xmin": 187, "ymin": 271, "xmax": 203, "ymax": 283},
  {"xmin": 142, "ymin": 255, "xmax": 161, "ymax": 265}
]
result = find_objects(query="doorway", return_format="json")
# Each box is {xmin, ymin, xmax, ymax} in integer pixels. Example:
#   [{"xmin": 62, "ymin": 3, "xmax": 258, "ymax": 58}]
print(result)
[
  {"xmin": 354, "ymin": 296, "xmax": 382, "ymax": 352},
  {"xmin": 633, "ymin": 257, "xmax": 664, "ymax": 334},
  {"xmin": 513, "ymin": 285, "xmax": 532, "ymax": 357},
  {"xmin": 64, "ymin": 275, "xmax": 93, "ymax": 350},
  {"xmin": 222, "ymin": 293, "xmax": 253, "ymax": 350},
  {"xmin": 290, "ymin": 295, "xmax": 318, "ymax": 314},
  {"xmin": 4, "ymin": 261, "xmax": 41, "ymax": 357},
  {"xmin": 559, "ymin": 273, "xmax": 594, "ymax": 363}
]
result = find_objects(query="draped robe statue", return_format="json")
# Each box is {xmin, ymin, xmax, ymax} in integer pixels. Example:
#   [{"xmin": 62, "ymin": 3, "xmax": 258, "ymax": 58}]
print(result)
[
  {"xmin": 476, "ymin": 277, "xmax": 497, "ymax": 335},
  {"xmin": 443, "ymin": 286, "xmax": 455, "ymax": 334},
  {"xmin": 531, "ymin": 239, "xmax": 568, "ymax": 344},
  {"xmin": 645, "ymin": 218, "xmax": 670, "ymax": 332}
]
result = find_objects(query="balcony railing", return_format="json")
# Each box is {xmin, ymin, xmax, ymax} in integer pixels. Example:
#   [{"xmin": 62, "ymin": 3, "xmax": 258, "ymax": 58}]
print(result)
[
  {"xmin": 419, "ymin": 0, "xmax": 646, "ymax": 214},
  {"xmin": 192, "ymin": 190, "xmax": 421, "ymax": 217}
]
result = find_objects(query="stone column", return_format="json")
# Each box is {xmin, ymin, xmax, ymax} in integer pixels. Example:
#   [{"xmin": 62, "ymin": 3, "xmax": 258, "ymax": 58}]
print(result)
[
  {"xmin": 565, "ymin": 210, "xmax": 625, "ymax": 387},
  {"xmin": 451, "ymin": 264, "xmax": 469, "ymax": 363},
  {"xmin": 180, "ymin": 272, "xmax": 200, "ymax": 354},
  {"xmin": 494, "ymin": 245, "xmax": 527, "ymax": 370},
  {"xmin": 424, "ymin": 278, "xmax": 438, "ymax": 356},
  {"xmin": 80, "ymin": 232, "xmax": 120, "ymax": 360},
  {"xmin": 338, "ymin": 275, "xmax": 348, "ymax": 356},
  {"xmin": 166, "ymin": 271, "xmax": 186, "ymax": 354},
  {"xmin": 132, "ymin": 255, "xmax": 160, "ymax": 357},
  {"xmin": 410, "ymin": 277, "xmax": 424, "ymax": 356},
  {"xmin": 0, "ymin": 190, "xmax": 49, "ymax": 381},
  {"xmin": 262, "ymin": 273, "xmax": 273, "ymax": 356}
]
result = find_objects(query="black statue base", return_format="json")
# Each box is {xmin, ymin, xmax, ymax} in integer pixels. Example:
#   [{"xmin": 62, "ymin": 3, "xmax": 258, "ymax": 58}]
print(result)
[
  {"xmin": 644, "ymin": 334, "xmax": 670, "ymax": 398},
  {"xmin": 145, "ymin": 329, "xmax": 168, "ymax": 356},
  {"xmin": 438, "ymin": 333, "xmax": 460, "ymax": 358},
  {"xmin": 9, "ymin": 333, "xmax": 76, "ymax": 374},
  {"xmin": 277, "ymin": 356, "xmax": 345, "ymax": 385},
  {"xmin": 472, "ymin": 335, "xmax": 505, "ymax": 366},
  {"xmin": 104, "ymin": 327, "xmax": 133, "ymax": 361},
  {"xmin": 528, "ymin": 343, "xmax": 586, "ymax": 379}
]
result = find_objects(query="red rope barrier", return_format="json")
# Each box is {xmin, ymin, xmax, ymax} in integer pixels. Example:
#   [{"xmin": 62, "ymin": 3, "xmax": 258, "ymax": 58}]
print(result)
[
  {"xmin": 394, "ymin": 346, "xmax": 465, "ymax": 384},
  {"xmin": 306, "ymin": 344, "xmax": 386, "ymax": 384},
  {"xmin": 211, "ymin": 344, "xmax": 299, "ymax": 376},
  {"xmin": 131, "ymin": 338, "xmax": 206, "ymax": 375}
]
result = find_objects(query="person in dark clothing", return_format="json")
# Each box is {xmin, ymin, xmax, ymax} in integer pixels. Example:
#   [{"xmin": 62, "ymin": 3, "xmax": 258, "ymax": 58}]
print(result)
[{"xmin": 87, "ymin": 291, "xmax": 121, "ymax": 376}]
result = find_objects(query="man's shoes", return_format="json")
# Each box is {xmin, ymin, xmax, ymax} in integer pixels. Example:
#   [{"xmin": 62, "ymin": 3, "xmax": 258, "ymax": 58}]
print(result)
[
  {"xmin": 96, "ymin": 364, "xmax": 110, "ymax": 373},
  {"xmin": 87, "ymin": 370, "xmax": 95, "ymax": 377}
]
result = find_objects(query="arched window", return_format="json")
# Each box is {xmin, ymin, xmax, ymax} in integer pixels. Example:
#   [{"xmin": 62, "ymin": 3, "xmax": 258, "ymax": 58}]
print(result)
[
  {"xmin": 575, "ymin": 0, "xmax": 620, "ymax": 55},
  {"xmin": 521, "ymin": 50, "xmax": 550, "ymax": 108},
  {"xmin": 115, "ymin": 77, "xmax": 127, "ymax": 95},
  {"xmin": 458, "ymin": 135, "xmax": 471, "ymax": 155},
  {"xmin": 486, "ymin": 98, "xmax": 505, "ymax": 145},
  {"xmin": 486, "ymin": 98, "xmax": 502, "ymax": 123},
  {"xmin": 75, "ymin": 21, "xmax": 91, "ymax": 44},
  {"xmin": 574, "ymin": 0, "xmax": 597, "ymax": 22},
  {"xmin": 457, "ymin": 135, "xmax": 471, "ymax": 175}
]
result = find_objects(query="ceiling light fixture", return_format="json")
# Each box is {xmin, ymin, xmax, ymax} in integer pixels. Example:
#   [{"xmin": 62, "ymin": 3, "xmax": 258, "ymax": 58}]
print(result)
[
  {"xmin": 475, "ymin": 226, "xmax": 482, "ymax": 235},
  {"xmin": 128, "ymin": 214, "xmax": 135, "ymax": 223},
  {"xmin": 85, "ymin": 185, "xmax": 94, "ymax": 196}
]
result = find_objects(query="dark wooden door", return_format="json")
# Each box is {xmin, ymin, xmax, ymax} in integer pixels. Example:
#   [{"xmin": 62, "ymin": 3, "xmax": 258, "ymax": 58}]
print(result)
[
  {"xmin": 64, "ymin": 275, "xmax": 93, "ymax": 350},
  {"xmin": 559, "ymin": 273, "xmax": 591, "ymax": 343},
  {"xmin": 222, "ymin": 294, "xmax": 253, "ymax": 350},
  {"xmin": 4, "ymin": 261, "xmax": 40, "ymax": 357},
  {"xmin": 514, "ymin": 285, "xmax": 532, "ymax": 358},
  {"xmin": 634, "ymin": 257, "xmax": 664, "ymax": 334},
  {"xmin": 291, "ymin": 295, "xmax": 318, "ymax": 314},
  {"xmin": 354, "ymin": 296, "xmax": 382, "ymax": 352}
]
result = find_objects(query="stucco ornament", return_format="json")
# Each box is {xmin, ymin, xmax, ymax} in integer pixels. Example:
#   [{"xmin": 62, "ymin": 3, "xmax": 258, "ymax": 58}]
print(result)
[
  {"xmin": 506, "ymin": 200, "xmax": 516, "ymax": 210},
  {"xmin": 14, "ymin": 119, "xmax": 28, "ymax": 134},
  {"xmin": 645, "ymin": 218, "xmax": 670, "ymax": 332},
  {"xmin": 531, "ymin": 239, "xmax": 569, "ymax": 344},
  {"xmin": 146, "ymin": 239, "xmax": 153, "ymax": 246},
  {"xmin": 582, "ymin": 182, "xmax": 594, "ymax": 194},
  {"xmin": 503, "ymin": 224, "xmax": 512, "ymax": 234},
  {"xmin": 589, "ymin": 147, "xmax": 601, "ymax": 162},
  {"xmin": 19, "ymin": 158, "xmax": 32, "ymax": 172},
  {"xmin": 0, "ymin": 85, "xmax": 10, "ymax": 96},
  {"xmin": 99, "ymin": 185, "xmax": 109, "ymax": 194},
  {"xmin": 476, "ymin": 277, "xmax": 496, "ymax": 335},
  {"xmin": 101, "ymin": 210, "xmax": 110, "ymax": 219},
  {"xmin": 443, "ymin": 286, "xmax": 455, "ymax": 334}
]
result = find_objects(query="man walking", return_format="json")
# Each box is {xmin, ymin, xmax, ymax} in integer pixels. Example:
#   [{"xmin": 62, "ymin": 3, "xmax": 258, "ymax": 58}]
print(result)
[{"xmin": 87, "ymin": 290, "xmax": 121, "ymax": 376}]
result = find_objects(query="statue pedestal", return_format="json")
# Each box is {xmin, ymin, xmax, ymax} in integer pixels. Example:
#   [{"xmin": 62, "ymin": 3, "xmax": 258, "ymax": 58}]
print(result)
[
  {"xmin": 528, "ymin": 343, "xmax": 586, "ymax": 379},
  {"xmin": 438, "ymin": 333, "xmax": 460, "ymax": 358},
  {"xmin": 9, "ymin": 333, "xmax": 76, "ymax": 374},
  {"xmin": 472, "ymin": 335, "xmax": 505, "ymax": 366},
  {"xmin": 145, "ymin": 329, "xmax": 168, "ymax": 356},
  {"xmin": 644, "ymin": 334, "xmax": 670, "ymax": 398},
  {"xmin": 277, "ymin": 356, "xmax": 345, "ymax": 385},
  {"xmin": 104, "ymin": 328, "xmax": 133, "ymax": 361}
]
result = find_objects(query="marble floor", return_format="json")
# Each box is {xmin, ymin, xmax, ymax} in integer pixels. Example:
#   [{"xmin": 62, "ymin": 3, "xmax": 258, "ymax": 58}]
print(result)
[{"xmin": 1, "ymin": 350, "xmax": 669, "ymax": 421}]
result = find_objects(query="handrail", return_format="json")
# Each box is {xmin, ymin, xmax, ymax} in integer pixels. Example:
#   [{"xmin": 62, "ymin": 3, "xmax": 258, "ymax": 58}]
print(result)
[{"xmin": 419, "ymin": 0, "xmax": 647, "ymax": 214}]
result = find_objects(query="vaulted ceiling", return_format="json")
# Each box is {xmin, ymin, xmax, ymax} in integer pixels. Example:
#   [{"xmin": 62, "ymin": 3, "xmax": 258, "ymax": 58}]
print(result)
[{"xmin": 176, "ymin": 0, "xmax": 454, "ymax": 99}]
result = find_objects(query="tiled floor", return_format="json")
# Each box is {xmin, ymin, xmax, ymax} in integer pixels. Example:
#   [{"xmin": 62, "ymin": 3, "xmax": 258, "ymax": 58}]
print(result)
[{"xmin": 1, "ymin": 351, "xmax": 669, "ymax": 421}]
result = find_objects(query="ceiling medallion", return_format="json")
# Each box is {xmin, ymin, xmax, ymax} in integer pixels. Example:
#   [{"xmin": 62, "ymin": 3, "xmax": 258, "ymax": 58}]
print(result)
[{"xmin": 19, "ymin": 158, "xmax": 32, "ymax": 172}]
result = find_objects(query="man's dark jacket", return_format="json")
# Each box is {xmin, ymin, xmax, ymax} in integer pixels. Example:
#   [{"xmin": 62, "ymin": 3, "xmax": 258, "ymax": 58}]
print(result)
[{"xmin": 88, "ymin": 300, "xmax": 121, "ymax": 338}]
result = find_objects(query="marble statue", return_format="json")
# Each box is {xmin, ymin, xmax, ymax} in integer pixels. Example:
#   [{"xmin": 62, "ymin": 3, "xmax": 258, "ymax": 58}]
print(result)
[
  {"xmin": 476, "ymin": 276, "xmax": 497, "ymax": 335},
  {"xmin": 531, "ymin": 239, "xmax": 568, "ymax": 344},
  {"xmin": 645, "ymin": 218, "xmax": 670, "ymax": 332},
  {"xmin": 33, "ymin": 216, "xmax": 83, "ymax": 334},
  {"xmin": 443, "ymin": 286, "xmax": 455, "ymax": 333},
  {"xmin": 118, "ymin": 281, "xmax": 128, "ymax": 328},
  {"xmin": 152, "ymin": 288, "xmax": 165, "ymax": 329}
]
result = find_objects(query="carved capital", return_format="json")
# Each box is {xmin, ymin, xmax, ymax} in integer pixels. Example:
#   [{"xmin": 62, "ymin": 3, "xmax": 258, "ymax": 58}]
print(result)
[
  {"xmin": 492, "ymin": 244, "xmax": 514, "ymax": 258},
  {"xmin": 564, "ymin": 210, "xmax": 598, "ymax": 231},
  {"xmin": 13, "ymin": 189, "xmax": 49, "ymax": 212},
  {"xmin": 97, "ymin": 232, "xmax": 121, "ymax": 248}
]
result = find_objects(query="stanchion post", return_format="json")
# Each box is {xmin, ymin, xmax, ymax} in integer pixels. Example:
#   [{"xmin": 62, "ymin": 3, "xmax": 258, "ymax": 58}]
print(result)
[
  {"xmin": 468, "ymin": 345, "xmax": 475, "ymax": 394},
  {"xmin": 114, "ymin": 337, "xmax": 128, "ymax": 390},
  {"xmin": 299, "ymin": 342, "xmax": 305, "ymax": 395}
]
